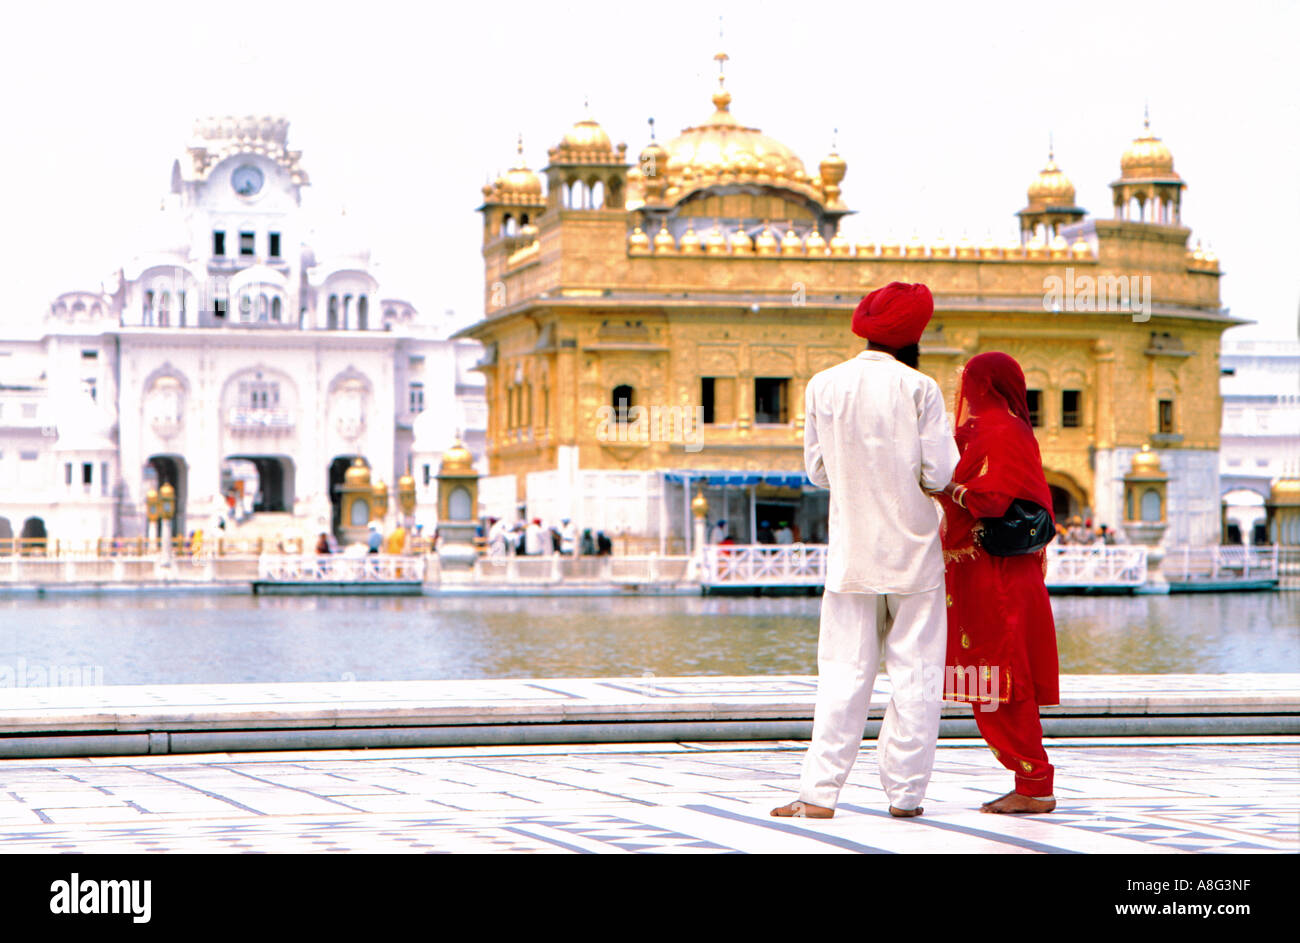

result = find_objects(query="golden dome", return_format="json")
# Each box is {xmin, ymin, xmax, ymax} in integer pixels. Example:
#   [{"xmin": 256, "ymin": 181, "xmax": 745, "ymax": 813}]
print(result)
[
  {"xmin": 343, "ymin": 457, "xmax": 371, "ymax": 488},
  {"xmin": 398, "ymin": 471, "xmax": 415, "ymax": 492},
  {"xmin": 1049, "ymin": 233, "xmax": 1069, "ymax": 258},
  {"xmin": 1120, "ymin": 112, "xmax": 1180, "ymax": 180},
  {"xmin": 691, "ymin": 489, "xmax": 709, "ymax": 518},
  {"xmin": 731, "ymin": 225, "xmax": 753, "ymax": 253},
  {"xmin": 563, "ymin": 117, "xmax": 611, "ymax": 153},
  {"xmin": 1070, "ymin": 235, "xmax": 1092, "ymax": 259},
  {"xmin": 1027, "ymin": 152, "xmax": 1077, "ymax": 207},
  {"xmin": 658, "ymin": 54, "xmax": 821, "ymax": 208},
  {"xmin": 931, "ymin": 234, "xmax": 951, "ymax": 258},
  {"xmin": 705, "ymin": 225, "xmax": 728, "ymax": 254},
  {"xmin": 499, "ymin": 136, "xmax": 542, "ymax": 198},
  {"xmin": 628, "ymin": 226, "xmax": 650, "ymax": 253},
  {"xmin": 905, "ymin": 232, "xmax": 925, "ymax": 258},
  {"xmin": 440, "ymin": 440, "xmax": 474, "ymax": 474},
  {"xmin": 781, "ymin": 227, "xmax": 805, "ymax": 255},
  {"xmin": 805, "ymin": 228, "xmax": 828, "ymax": 256},
  {"xmin": 755, "ymin": 224, "xmax": 779, "ymax": 256},
  {"xmin": 829, "ymin": 230, "xmax": 852, "ymax": 256},
  {"xmin": 679, "ymin": 225, "xmax": 702, "ymax": 254},
  {"xmin": 1130, "ymin": 444, "xmax": 1165, "ymax": 477}
]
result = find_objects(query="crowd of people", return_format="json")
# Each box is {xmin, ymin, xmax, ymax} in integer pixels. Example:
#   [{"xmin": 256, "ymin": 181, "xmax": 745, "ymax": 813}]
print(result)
[
  {"xmin": 482, "ymin": 517, "xmax": 613, "ymax": 558},
  {"xmin": 1057, "ymin": 516, "xmax": 1126, "ymax": 545}
]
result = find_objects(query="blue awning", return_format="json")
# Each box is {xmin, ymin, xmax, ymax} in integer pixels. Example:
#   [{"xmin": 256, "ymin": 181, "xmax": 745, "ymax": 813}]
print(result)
[{"xmin": 662, "ymin": 471, "xmax": 813, "ymax": 488}]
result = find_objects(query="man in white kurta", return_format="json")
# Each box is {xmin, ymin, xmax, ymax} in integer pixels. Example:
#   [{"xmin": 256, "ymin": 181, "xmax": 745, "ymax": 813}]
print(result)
[{"xmin": 773, "ymin": 281, "xmax": 958, "ymax": 818}]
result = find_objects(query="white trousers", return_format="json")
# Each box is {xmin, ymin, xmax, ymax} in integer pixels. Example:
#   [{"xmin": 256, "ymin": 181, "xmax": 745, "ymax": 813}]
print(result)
[{"xmin": 798, "ymin": 587, "xmax": 946, "ymax": 810}]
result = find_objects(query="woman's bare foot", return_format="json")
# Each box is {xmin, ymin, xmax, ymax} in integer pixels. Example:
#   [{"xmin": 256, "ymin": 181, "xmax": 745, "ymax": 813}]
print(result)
[
  {"xmin": 770, "ymin": 800, "xmax": 834, "ymax": 819},
  {"xmin": 980, "ymin": 790, "xmax": 1016, "ymax": 808},
  {"xmin": 981, "ymin": 793, "xmax": 1056, "ymax": 814}
]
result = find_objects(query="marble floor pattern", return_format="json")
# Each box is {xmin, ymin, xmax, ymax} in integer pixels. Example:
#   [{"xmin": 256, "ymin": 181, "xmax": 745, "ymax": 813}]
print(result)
[{"xmin": 0, "ymin": 737, "xmax": 1294, "ymax": 854}]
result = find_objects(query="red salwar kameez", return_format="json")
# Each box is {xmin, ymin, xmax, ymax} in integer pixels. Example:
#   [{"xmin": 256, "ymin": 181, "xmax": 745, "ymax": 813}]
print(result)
[{"xmin": 938, "ymin": 353, "xmax": 1060, "ymax": 798}]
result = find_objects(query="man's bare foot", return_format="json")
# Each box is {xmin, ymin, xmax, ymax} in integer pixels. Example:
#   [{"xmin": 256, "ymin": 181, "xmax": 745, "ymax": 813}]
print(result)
[
  {"xmin": 889, "ymin": 806, "xmax": 923, "ymax": 818},
  {"xmin": 980, "ymin": 790, "xmax": 1016, "ymax": 808},
  {"xmin": 980, "ymin": 793, "xmax": 1056, "ymax": 814},
  {"xmin": 770, "ymin": 800, "xmax": 834, "ymax": 819}
]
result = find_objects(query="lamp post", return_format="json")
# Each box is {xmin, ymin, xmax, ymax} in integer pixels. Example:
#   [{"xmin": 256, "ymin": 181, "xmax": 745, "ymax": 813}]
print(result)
[
  {"xmin": 159, "ymin": 482, "xmax": 175, "ymax": 567},
  {"xmin": 145, "ymin": 487, "xmax": 160, "ymax": 553},
  {"xmin": 691, "ymin": 487, "xmax": 709, "ymax": 582},
  {"xmin": 397, "ymin": 472, "xmax": 416, "ymax": 526}
]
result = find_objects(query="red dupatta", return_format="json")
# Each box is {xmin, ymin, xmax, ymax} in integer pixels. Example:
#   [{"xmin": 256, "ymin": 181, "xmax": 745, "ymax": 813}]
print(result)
[{"xmin": 942, "ymin": 352, "xmax": 1054, "ymax": 552}]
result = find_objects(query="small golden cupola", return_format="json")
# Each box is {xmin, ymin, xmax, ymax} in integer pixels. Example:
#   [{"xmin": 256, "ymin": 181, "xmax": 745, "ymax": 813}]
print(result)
[
  {"xmin": 544, "ymin": 105, "xmax": 629, "ymax": 213},
  {"xmin": 635, "ymin": 118, "xmax": 671, "ymax": 207},
  {"xmin": 1111, "ymin": 107, "xmax": 1186, "ymax": 225},
  {"xmin": 480, "ymin": 135, "xmax": 546, "ymax": 243},
  {"xmin": 1017, "ymin": 141, "xmax": 1085, "ymax": 243}
]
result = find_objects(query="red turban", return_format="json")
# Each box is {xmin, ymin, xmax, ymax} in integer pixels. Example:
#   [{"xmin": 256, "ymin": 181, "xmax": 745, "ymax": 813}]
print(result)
[{"xmin": 851, "ymin": 282, "xmax": 933, "ymax": 347}]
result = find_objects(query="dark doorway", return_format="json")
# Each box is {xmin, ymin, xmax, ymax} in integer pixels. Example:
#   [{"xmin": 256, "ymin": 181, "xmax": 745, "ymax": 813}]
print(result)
[
  {"xmin": 223, "ymin": 455, "xmax": 295, "ymax": 512},
  {"xmin": 145, "ymin": 454, "xmax": 187, "ymax": 538},
  {"xmin": 328, "ymin": 455, "xmax": 361, "ymax": 540}
]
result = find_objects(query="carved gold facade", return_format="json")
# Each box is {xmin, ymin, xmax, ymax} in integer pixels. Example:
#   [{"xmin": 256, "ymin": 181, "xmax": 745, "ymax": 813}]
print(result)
[{"xmin": 459, "ymin": 55, "xmax": 1236, "ymax": 539}]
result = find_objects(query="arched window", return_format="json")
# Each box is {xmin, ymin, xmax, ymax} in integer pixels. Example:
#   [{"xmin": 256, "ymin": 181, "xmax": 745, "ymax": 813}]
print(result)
[
  {"xmin": 590, "ymin": 180, "xmax": 605, "ymax": 209},
  {"xmin": 502, "ymin": 213, "xmax": 514, "ymax": 236},
  {"xmin": 239, "ymin": 293, "xmax": 253, "ymax": 322},
  {"xmin": 271, "ymin": 296, "xmax": 282, "ymax": 322},
  {"xmin": 143, "ymin": 290, "xmax": 154, "ymax": 326},
  {"xmin": 257, "ymin": 293, "xmax": 269, "ymax": 322},
  {"xmin": 343, "ymin": 294, "xmax": 353, "ymax": 331},
  {"xmin": 159, "ymin": 291, "xmax": 170, "ymax": 327},
  {"xmin": 612, "ymin": 384, "xmax": 634, "ymax": 423},
  {"xmin": 520, "ymin": 213, "xmax": 530, "ymax": 226},
  {"xmin": 1140, "ymin": 489, "xmax": 1162, "ymax": 523},
  {"xmin": 358, "ymin": 295, "xmax": 368, "ymax": 330},
  {"xmin": 328, "ymin": 295, "xmax": 339, "ymax": 330}
]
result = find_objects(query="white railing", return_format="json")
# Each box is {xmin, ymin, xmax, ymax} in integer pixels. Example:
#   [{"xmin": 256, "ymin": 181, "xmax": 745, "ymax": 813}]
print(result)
[
  {"xmin": 257, "ymin": 554, "xmax": 425, "ymax": 583},
  {"xmin": 1045, "ymin": 546, "xmax": 1148, "ymax": 587},
  {"xmin": 471, "ymin": 555, "xmax": 693, "ymax": 584},
  {"xmin": 0, "ymin": 554, "xmax": 259, "ymax": 584},
  {"xmin": 700, "ymin": 544, "xmax": 827, "ymax": 587},
  {"xmin": 1162, "ymin": 545, "xmax": 1279, "ymax": 584}
]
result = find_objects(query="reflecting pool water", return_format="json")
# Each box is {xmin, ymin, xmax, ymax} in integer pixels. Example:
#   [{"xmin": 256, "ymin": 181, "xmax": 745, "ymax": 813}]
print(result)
[{"xmin": 0, "ymin": 591, "xmax": 1296, "ymax": 685}]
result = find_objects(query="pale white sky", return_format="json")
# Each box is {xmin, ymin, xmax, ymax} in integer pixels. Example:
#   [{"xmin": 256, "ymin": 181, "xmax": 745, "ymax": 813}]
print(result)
[{"xmin": 1, "ymin": 0, "xmax": 1296, "ymax": 340}]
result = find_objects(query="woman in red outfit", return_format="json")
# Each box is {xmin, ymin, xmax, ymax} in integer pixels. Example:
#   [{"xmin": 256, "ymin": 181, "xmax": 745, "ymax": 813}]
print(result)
[{"xmin": 935, "ymin": 352, "xmax": 1060, "ymax": 814}]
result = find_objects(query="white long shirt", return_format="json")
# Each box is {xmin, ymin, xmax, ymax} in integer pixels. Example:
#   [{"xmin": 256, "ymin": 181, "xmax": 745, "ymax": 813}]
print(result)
[{"xmin": 804, "ymin": 350, "xmax": 958, "ymax": 595}]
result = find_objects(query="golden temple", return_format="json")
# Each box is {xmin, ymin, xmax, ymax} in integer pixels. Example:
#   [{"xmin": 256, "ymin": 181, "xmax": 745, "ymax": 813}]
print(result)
[{"xmin": 458, "ymin": 56, "xmax": 1236, "ymax": 548}]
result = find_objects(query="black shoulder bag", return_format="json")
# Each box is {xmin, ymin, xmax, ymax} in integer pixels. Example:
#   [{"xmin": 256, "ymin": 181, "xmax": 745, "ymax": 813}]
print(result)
[{"xmin": 977, "ymin": 499, "xmax": 1054, "ymax": 556}]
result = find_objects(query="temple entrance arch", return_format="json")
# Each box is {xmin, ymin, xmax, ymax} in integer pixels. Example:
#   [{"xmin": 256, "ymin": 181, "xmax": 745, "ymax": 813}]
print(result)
[
  {"xmin": 143, "ymin": 454, "xmax": 187, "ymax": 538},
  {"xmin": 1044, "ymin": 469, "xmax": 1088, "ymax": 524},
  {"xmin": 1221, "ymin": 487, "xmax": 1267, "ymax": 545},
  {"xmin": 221, "ymin": 455, "xmax": 296, "ymax": 514}
]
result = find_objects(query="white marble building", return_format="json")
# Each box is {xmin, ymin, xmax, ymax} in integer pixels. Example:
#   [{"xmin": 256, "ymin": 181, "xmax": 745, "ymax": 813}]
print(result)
[
  {"xmin": 0, "ymin": 116, "xmax": 485, "ymax": 546},
  {"xmin": 1219, "ymin": 338, "xmax": 1300, "ymax": 543}
]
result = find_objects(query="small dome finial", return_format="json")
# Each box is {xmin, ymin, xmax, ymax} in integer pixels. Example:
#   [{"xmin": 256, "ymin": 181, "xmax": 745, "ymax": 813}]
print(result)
[{"xmin": 648, "ymin": 116, "xmax": 656, "ymax": 141}]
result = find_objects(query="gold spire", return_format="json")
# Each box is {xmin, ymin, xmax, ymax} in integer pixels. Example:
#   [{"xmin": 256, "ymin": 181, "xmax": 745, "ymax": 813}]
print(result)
[{"xmin": 711, "ymin": 51, "xmax": 733, "ymax": 117}]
